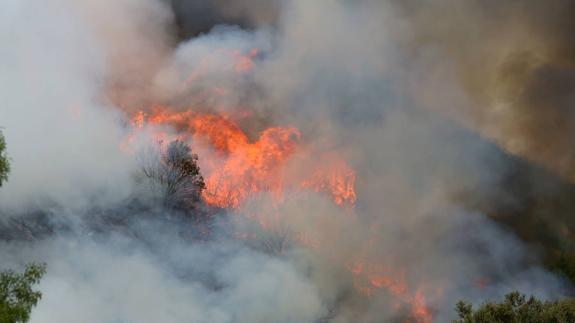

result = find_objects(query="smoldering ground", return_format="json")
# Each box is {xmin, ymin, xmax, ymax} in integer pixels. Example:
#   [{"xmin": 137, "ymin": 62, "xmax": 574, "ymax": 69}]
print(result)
[{"xmin": 1, "ymin": 0, "xmax": 574, "ymax": 322}]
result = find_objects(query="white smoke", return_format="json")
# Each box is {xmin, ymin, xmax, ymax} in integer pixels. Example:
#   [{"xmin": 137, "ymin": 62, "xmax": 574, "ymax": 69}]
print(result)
[
  {"xmin": 0, "ymin": 0, "xmax": 573, "ymax": 322},
  {"xmin": 0, "ymin": 226, "xmax": 326, "ymax": 323}
]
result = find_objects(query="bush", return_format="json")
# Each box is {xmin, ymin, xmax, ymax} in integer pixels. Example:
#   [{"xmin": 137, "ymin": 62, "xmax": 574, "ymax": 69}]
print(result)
[{"xmin": 454, "ymin": 291, "xmax": 575, "ymax": 323}]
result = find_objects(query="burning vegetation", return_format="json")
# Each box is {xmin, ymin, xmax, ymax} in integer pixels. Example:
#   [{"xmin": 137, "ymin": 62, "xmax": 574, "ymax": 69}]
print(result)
[
  {"xmin": 118, "ymin": 42, "xmax": 433, "ymax": 321},
  {"xmin": 2, "ymin": 0, "xmax": 575, "ymax": 322},
  {"xmin": 130, "ymin": 108, "xmax": 356, "ymax": 210}
]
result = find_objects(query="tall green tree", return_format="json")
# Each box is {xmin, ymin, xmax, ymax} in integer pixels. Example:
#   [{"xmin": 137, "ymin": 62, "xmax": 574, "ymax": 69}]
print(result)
[
  {"xmin": 0, "ymin": 264, "xmax": 46, "ymax": 323},
  {"xmin": 0, "ymin": 131, "xmax": 9, "ymax": 186}
]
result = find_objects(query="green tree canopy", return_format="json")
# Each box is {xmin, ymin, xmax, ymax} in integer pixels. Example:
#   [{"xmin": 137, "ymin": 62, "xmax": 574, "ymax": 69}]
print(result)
[
  {"xmin": 0, "ymin": 263, "xmax": 46, "ymax": 323},
  {"xmin": 454, "ymin": 291, "xmax": 575, "ymax": 323}
]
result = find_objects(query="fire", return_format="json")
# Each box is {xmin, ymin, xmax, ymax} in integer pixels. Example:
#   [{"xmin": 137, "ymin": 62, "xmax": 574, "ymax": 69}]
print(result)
[
  {"xmin": 124, "ymin": 46, "xmax": 356, "ymax": 209},
  {"xmin": 349, "ymin": 260, "xmax": 432, "ymax": 323},
  {"xmin": 200, "ymin": 123, "xmax": 300, "ymax": 208},
  {"xmin": 122, "ymin": 47, "xmax": 432, "ymax": 322},
  {"xmin": 188, "ymin": 113, "xmax": 251, "ymax": 154},
  {"xmin": 127, "ymin": 109, "xmax": 431, "ymax": 323},
  {"xmin": 231, "ymin": 48, "xmax": 258, "ymax": 73},
  {"xmin": 301, "ymin": 153, "xmax": 357, "ymax": 206},
  {"xmin": 131, "ymin": 110, "xmax": 146, "ymax": 128},
  {"xmin": 132, "ymin": 108, "xmax": 355, "ymax": 209},
  {"xmin": 184, "ymin": 48, "xmax": 258, "ymax": 86}
]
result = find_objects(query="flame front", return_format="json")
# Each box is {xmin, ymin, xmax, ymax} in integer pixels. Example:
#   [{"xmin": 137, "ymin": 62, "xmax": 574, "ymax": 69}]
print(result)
[{"xmin": 132, "ymin": 108, "xmax": 355, "ymax": 209}]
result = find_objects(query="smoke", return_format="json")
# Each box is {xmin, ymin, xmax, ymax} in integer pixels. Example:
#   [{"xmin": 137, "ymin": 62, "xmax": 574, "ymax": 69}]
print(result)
[
  {"xmin": 170, "ymin": 0, "xmax": 281, "ymax": 39},
  {"xmin": 0, "ymin": 221, "xmax": 326, "ymax": 323},
  {"xmin": 1, "ymin": 0, "xmax": 574, "ymax": 322},
  {"xmin": 397, "ymin": 0, "xmax": 575, "ymax": 181},
  {"xmin": 0, "ymin": 0, "xmax": 173, "ymax": 211}
]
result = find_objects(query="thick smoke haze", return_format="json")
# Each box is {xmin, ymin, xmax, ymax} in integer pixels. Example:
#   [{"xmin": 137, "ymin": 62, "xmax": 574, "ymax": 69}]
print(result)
[
  {"xmin": 0, "ymin": 0, "xmax": 134, "ymax": 211},
  {"xmin": 1, "ymin": 0, "xmax": 574, "ymax": 322},
  {"xmin": 168, "ymin": 0, "xmax": 281, "ymax": 39},
  {"xmin": 0, "ymin": 226, "xmax": 326, "ymax": 323},
  {"xmin": 398, "ymin": 0, "xmax": 575, "ymax": 181}
]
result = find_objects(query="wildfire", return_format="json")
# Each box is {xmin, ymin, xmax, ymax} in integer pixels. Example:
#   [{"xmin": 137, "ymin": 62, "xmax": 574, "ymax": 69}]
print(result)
[
  {"xmin": 127, "ymin": 108, "xmax": 430, "ymax": 323},
  {"xmin": 121, "ymin": 46, "xmax": 432, "ymax": 322},
  {"xmin": 131, "ymin": 108, "xmax": 355, "ymax": 209},
  {"xmin": 348, "ymin": 260, "xmax": 432, "ymax": 323},
  {"xmin": 301, "ymin": 154, "xmax": 357, "ymax": 206},
  {"xmin": 231, "ymin": 48, "xmax": 259, "ymax": 73}
]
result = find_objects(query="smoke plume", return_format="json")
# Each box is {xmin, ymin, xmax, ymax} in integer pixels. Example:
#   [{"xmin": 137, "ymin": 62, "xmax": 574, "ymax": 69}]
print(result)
[{"xmin": 1, "ymin": 0, "xmax": 574, "ymax": 322}]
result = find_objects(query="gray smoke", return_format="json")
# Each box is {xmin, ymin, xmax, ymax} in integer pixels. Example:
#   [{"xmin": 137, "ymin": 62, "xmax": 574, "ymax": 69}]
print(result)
[
  {"xmin": 1, "ymin": 0, "xmax": 573, "ymax": 322},
  {"xmin": 396, "ymin": 0, "xmax": 575, "ymax": 181},
  {"xmin": 169, "ymin": 0, "xmax": 281, "ymax": 39},
  {"xmin": 0, "ymin": 220, "xmax": 326, "ymax": 323}
]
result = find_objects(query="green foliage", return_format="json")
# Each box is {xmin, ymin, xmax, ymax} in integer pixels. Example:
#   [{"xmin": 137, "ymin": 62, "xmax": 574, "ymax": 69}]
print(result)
[
  {"xmin": 0, "ymin": 264, "xmax": 46, "ymax": 323},
  {"xmin": 0, "ymin": 132, "xmax": 9, "ymax": 186},
  {"xmin": 454, "ymin": 291, "xmax": 575, "ymax": 323}
]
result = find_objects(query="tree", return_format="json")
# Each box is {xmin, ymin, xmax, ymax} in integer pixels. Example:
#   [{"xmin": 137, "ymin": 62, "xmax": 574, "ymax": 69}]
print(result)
[
  {"xmin": 0, "ymin": 131, "xmax": 9, "ymax": 186},
  {"xmin": 0, "ymin": 264, "xmax": 46, "ymax": 323},
  {"xmin": 142, "ymin": 140, "xmax": 206, "ymax": 209},
  {"xmin": 454, "ymin": 291, "xmax": 575, "ymax": 323}
]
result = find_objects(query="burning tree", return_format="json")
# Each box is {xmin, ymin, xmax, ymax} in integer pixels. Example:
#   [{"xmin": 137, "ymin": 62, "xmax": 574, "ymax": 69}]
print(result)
[
  {"xmin": 0, "ymin": 131, "xmax": 9, "ymax": 187},
  {"xmin": 141, "ymin": 140, "xmax": 206, "ymax": 211},
  {"xmin": 130, "ymin": 109, "xmax": 357, "ymax": 210}
]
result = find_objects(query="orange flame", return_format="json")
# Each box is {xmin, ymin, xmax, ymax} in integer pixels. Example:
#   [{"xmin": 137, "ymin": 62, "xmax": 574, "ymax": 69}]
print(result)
[
  {"xmin": 232, "ymin": 48, "xmax": 258, "ymax": 73},
  {"xmin": 348, "ymin": 260, "xmax": 432, "ymax": 323},
  {"xmin": 128, "ymin": 108, "xmax": 431, "ymax": 322},
  {"xmin": 132, "ymin": 108, "xmax": 355, "ymax": 209},
  {"xmin": 301, "ymin": 154, "xmax": 357, "ymax": 206}
]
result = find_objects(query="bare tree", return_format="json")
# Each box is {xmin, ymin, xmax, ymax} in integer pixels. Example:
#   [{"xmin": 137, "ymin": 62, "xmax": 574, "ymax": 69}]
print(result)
[
  {"xmin": 141, "ymin": 140, "xmax": 206, "ymax": 210},
  {"xmin": 258, "ymin": 227, "xmax": 291, "ymax": 255}
]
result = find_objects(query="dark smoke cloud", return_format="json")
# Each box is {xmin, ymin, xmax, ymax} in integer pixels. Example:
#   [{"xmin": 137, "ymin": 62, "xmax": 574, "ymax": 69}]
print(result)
[
  {"xmin": 169, "ymin": 0, "xmax": 281, "ymax": 39},
  {"xmin": 396, "ymin": 0, "xmax": 575, "ymax": 181},
  {"xmin": 388, "ymin": 0, "xmax": 575, "ymax": 256}
]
